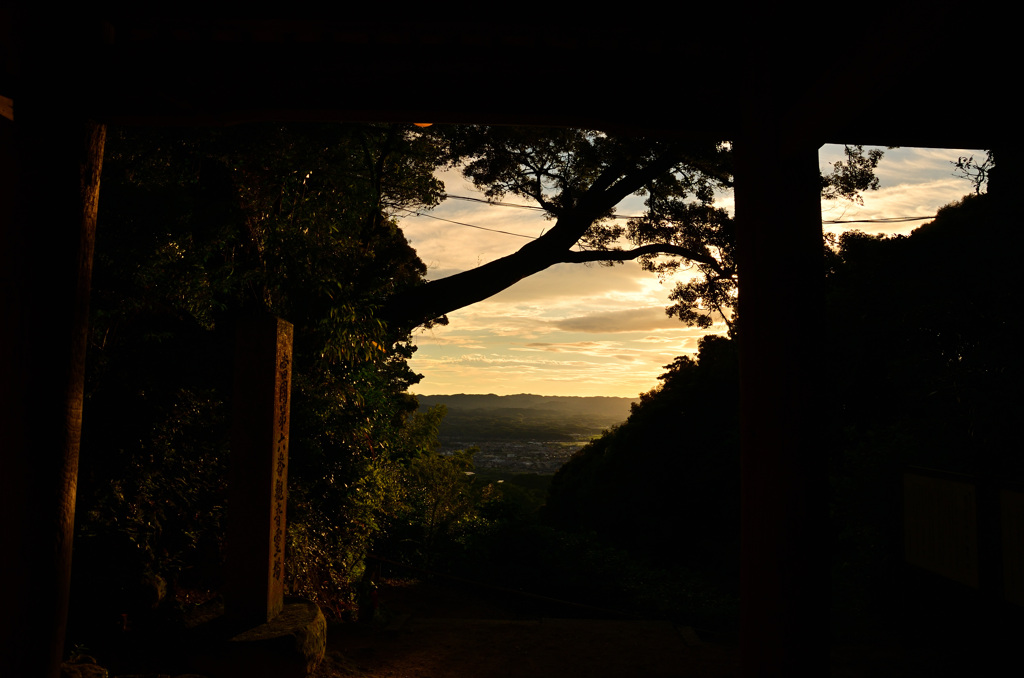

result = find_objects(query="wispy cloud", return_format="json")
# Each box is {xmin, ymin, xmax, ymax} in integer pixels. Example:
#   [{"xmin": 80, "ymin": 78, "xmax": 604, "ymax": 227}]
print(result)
[{"xmin": 552, "ymin": 307, "xmax": 687, "ymax": 333}]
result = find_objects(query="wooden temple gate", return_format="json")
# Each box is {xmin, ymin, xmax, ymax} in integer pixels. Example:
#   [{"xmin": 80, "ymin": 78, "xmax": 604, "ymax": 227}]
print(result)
[{"xmin": 0, "ymin": 12, "xmax": 1013, "ymax": 677}]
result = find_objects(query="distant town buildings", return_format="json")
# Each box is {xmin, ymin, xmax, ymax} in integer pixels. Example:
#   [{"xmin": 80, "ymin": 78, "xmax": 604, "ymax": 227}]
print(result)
[{"xmin": 440, "ymin": 440, "xmax": 585, "ymax": 474}]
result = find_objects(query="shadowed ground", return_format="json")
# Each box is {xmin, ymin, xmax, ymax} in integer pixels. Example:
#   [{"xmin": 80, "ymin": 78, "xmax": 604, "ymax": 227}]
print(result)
[
  {"xmin": 316, "ymin": 580, "xmax": 1018, "ymax": 678},
  {"xmin": 319, "ymin": 580, "xmax": 739, "ymax": 677}
]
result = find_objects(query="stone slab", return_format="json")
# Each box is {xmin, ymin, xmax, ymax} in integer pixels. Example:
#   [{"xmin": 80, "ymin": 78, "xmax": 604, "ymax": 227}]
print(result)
[{"xmin": 186, "ymin": 599, "xmax": 325, "ymax": 678}]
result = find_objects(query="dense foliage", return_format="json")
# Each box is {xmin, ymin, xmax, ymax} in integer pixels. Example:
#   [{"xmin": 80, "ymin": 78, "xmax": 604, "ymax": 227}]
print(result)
[
  {"xmin": 72, "ymin": 123, "xmax": 448, "ymax": 632},
  {"xmin": 544, "ymin": 186, "xmax": 1021, "ymax": 635},
  {"xmin": 823, "ymin": 191, "xmax": 1022, "ymax": 629}
]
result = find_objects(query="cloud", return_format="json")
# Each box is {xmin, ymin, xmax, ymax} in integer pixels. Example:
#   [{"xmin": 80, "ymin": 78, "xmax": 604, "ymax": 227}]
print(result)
[
  {"xmin": 522, "ymin": 341, "xmax": 606, "ymax": 351},
  {"xmin": 513, "ymin": 340, "xmax": 688, "ymax": 362},
  {"xmin": 819, "ymin": 146, "xmax": 979, "ymax": 237},
  {"xmin": 410, "ymin": 332, "xmax": 488, "ymax": 349},
  {"xmin": 485, "ymin": 262, "xmax": 653, "ymax": 305},
  {"xmin": 409, "ymin": 350, "xmax": 675, "ymax": 398},
  {"xmin": 513, "ymin": 342, "xmax": 645, "ymax": 361},
  {"xmin": 874, "ymin": 147, "xmax": 987, "ymax": 185},
  {"xmin": 822, "ymin": 178, "xmax": 972, "ymax": 238},
  {"xmin": 637, "ymin": 334, "xmax": 707, "ymax": 346},
  {"xmin": 435, "ymin": 312, "xmax": 553, "ymax": 339},
  {"xmin": 399, "ymin": 168, "xmax": 555, "ymax": 275},
  {"xmin": 552, "ymin": 306, "xmax": 690, "ymax": 333}
]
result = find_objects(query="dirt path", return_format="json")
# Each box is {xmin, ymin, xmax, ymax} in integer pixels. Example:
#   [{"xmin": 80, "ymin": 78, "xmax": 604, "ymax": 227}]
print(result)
[
  {"xmin": 315, "ymin": 580, "xmax": 741, "ymax": 678},
  {"xmin": 311, "ymin": 580, "xmax": 1020, "ymax": 677}
]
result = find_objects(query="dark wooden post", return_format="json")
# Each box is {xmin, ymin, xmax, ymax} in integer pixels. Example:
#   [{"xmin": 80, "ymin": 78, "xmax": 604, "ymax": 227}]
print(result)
[
  {"xmin": 734, "ymin": 128, "xmax": 830, "ymax": 677},
  {"xmin": 225, "ymin": 315, "xmax": 294, "ymax": 625},
  {"xmin": 0, "ymin": 72, "xmax": 106, "ymax": 678}
]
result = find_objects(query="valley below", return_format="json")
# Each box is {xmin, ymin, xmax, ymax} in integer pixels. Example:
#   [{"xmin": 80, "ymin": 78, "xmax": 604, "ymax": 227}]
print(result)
[{"xmin": 415, "ymin": 394, "xmax": 636, "ymax": 474}]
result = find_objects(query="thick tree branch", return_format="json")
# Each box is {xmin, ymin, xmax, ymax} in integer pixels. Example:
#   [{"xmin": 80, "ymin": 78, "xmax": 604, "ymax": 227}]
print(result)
[
  {"xmin": 382, "ymin": 212, "xmax": 588, "ymax": 330},
  {"xmin": 560, "ymin": 243, "xmax": 728, "ymax": 275},
  {"xmin": 381, "ymin": 150, "xmax": 700, "ymax": 331},
  {"xmin": 382, "ymin": 230, "xmax": 730, "ymax": 331},
  {"xmin": 577, "ymin": 152, "xmax": 683, "ymax": 219}
]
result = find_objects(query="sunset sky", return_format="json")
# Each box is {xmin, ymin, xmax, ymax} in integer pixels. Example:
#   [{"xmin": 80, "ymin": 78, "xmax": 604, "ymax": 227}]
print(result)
[{"xmin": 397, "ymin": 144, "xmax": 985, "ymax": 398}]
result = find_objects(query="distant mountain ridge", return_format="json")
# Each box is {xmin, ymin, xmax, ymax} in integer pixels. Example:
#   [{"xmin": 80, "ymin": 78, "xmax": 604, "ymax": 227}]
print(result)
[
  {"xmin": 415, "ymin": 394, "xmax": 636, "ymax": 419},
  {"xmin": 414, "ymin": 394, "xmax": 636, "ymax": 444}
]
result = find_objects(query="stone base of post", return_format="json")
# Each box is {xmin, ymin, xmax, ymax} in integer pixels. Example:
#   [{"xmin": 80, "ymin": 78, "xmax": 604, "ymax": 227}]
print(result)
[{"xmin": 186, "ymin": 598, "xmax": 327, "ymax": 678}]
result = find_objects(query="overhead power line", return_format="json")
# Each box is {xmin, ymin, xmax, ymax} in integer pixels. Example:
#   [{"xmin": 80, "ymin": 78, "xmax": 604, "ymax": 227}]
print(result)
[
  {"xmin": 823, "ymin": 216, "xmax": 935, "ymax": 224},
  {"xmin": 399, "ymin": 196, "xmax": 938, "ymax": 238},
  {"xmin": 443, "ymin": 194, "xmax": 640, "ymax": 220},
  {"xmin": 394, "ymin": 208, "xmax": 537, "ymax": 239},
  {"xmin": 443, "ymin": 194, "xmax": 547, "ymax": 211}
]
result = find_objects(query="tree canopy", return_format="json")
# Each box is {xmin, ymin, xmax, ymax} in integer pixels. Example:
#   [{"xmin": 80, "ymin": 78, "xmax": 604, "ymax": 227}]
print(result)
[
  {"xmin": 382, "ymin": 126, "xmax": 887, "ymax": 332},
  {"xmin": 73, "ymin": 122, "xmax": 452, "ymax": 630}
]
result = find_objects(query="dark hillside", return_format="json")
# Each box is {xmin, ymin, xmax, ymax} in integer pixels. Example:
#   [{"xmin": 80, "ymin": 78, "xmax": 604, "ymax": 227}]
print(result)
[
  {"xmin": 544, "ymin": 189, "xmax": 1024, "ymax": 638},
  {"xmin": 545, "ymin": 336, "xmax": 740, "ymax": 579}
]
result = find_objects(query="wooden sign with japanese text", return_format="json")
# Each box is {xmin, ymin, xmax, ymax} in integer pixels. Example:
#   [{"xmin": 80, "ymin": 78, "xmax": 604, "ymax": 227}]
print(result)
[{"xmin": 226, "ymin": 315, "xmax": 293, "ymax": 624}]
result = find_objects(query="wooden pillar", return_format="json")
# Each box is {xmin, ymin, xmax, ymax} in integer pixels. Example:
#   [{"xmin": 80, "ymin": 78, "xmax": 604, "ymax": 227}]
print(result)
[
  {"xmin": 734, "ymin": 129, "xmax": 829, "ymax": 677},
  {"xmin": 0, "ymin": 115, "xmax": 106, "ymax": 678},
  {"xmin": 0, "ymin": 15, "xmax": 109, "ymax": 677},
  {"xmin": 0, "ymin": 72, "xmax": 107, "ymax": 678}
]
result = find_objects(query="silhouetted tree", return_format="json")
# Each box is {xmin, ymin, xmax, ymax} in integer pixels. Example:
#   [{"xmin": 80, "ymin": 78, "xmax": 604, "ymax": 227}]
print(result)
[{"xmin": 383, "ymin": 126, "xmax": 886, "ymax": 332}]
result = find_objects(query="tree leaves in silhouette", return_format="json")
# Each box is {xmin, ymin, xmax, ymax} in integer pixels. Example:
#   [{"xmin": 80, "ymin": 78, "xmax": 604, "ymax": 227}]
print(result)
[
  {"xmin": 384, "ymin": 126, "xmax": 886, "ymax": 333},
  {"xmin": 952, "ymin": 150, "xmax": 994, "ymax": 195}
]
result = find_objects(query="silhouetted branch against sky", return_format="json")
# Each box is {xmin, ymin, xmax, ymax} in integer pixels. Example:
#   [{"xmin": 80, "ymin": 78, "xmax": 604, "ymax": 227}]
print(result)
[{"xmin": 397, "ymin": 139, "xmax": 988, "ymax": 397}]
